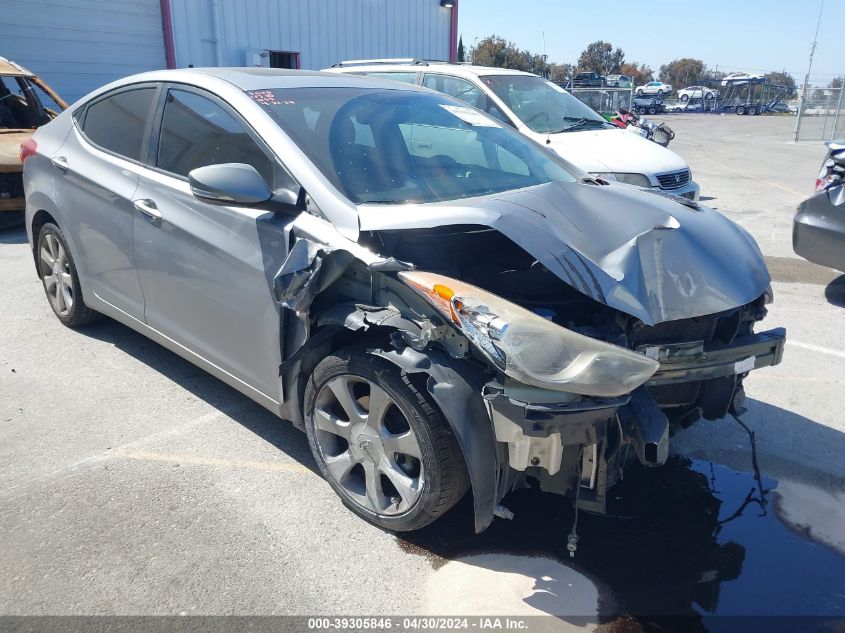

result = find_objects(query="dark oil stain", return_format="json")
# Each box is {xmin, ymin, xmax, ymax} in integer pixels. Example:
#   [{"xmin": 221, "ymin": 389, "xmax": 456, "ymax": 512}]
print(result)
[{"xmin": 397, "ymin": 457, "xmax": 845, "ymax": 632}]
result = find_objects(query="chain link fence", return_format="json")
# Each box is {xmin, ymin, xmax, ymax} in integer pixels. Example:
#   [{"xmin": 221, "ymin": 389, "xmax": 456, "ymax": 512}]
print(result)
[
  {"xmin": 795, "ymin": 85, "xmax": 844, "ymax": 142},
  {"xmin": 568, "ymin": 87, "xmax": 633, "ymax": 116}
]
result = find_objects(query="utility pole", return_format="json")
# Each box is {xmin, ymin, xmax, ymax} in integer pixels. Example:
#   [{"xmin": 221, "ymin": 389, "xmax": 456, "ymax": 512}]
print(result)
[{"xmin": 795, "ymin": 0, "xmax": 825, "ymax": 141}]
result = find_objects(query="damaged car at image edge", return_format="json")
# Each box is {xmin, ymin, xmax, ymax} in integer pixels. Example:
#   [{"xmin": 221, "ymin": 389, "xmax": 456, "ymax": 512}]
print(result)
[
  {"xmin": 1, "ymin": 56, "xmax": 67, "ymax": 229},
  {"xmin": 22, "ymin": 69, "xmax": 786, "ymax": 537}
]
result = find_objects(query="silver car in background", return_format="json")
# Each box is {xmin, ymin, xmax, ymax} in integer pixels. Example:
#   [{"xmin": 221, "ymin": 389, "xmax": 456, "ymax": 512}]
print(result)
[{"xmin": 23, "ymin": 69, "xmax": 785, "ymax": 536}]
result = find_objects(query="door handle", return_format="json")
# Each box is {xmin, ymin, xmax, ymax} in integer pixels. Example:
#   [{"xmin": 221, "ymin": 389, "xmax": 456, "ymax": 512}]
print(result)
[
  {"xmin": 133, "ymin": 199, "xmax": 162, "ymax": 225},
  {"xmin": 51, "ymin": 156, "xmax": 69, "ymax": 171}
]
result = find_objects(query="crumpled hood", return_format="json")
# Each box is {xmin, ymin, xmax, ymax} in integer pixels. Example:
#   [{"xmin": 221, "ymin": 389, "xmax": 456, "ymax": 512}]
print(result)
[
  {"xmin": 542, "ymin": 127, "xmax": 688, "ymax": 175},
  {"xmin": 357, "ymin": 181, "xmax": 771, "ymax": 325}
]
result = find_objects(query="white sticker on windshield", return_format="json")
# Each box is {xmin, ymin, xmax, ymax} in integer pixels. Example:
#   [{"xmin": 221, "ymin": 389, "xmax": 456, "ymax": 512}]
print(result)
[{"xmin": 440, "ymin": 104, "xmax": 501, "ymax": 127}]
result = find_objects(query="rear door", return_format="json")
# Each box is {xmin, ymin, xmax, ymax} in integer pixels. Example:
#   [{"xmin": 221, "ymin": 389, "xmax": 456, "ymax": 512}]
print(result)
[
  {"xmin": 131, "ymin": 85, "xmax": 294, "ymax": 402},
  {"xmin": 52, "ymin": 84, "xmax": 158, "ymax": 317}
]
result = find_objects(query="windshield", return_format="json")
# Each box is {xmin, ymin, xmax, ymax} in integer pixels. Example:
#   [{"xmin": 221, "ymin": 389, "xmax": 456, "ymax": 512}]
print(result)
[
  {"xmin": 479, "ymin": 75, "xmax": 608, "ymax": 134},
  {"xmin": 249, "ymin": 87, "xmax": 577, "ymax": 204}
]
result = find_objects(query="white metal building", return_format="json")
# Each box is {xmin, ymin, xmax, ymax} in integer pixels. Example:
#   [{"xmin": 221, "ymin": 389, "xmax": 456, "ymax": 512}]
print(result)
[{"xmin": 0, "ymin": 0, "xmax": 458, "ymax": 104}]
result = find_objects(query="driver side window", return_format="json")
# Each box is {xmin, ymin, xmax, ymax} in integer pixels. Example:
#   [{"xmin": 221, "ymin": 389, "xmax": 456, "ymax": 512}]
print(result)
[{"xmin": 157, "ymin": 89, "xmax": 278, "ymax": 187}]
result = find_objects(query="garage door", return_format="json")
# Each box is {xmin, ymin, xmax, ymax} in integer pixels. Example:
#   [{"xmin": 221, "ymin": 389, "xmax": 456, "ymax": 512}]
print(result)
[{"xmin": 0, "ymin": 0, "xmax": 166, "ymax": 105}]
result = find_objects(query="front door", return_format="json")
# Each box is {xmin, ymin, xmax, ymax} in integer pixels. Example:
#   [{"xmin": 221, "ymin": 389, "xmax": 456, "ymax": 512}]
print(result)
[{"xmin": 132, "ymin": 86, "xmax": 295, "ymax": 402}]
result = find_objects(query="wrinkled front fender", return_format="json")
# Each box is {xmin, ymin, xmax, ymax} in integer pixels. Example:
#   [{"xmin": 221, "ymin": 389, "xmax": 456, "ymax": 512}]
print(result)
[{"xmin": 370, "ymin": 345, "xmax": 499, "ymax": 534}]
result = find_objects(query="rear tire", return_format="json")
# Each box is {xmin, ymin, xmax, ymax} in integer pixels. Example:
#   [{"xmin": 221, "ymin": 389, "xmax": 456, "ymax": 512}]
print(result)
[
  {"xmin": 680, "ymin": 94, "xmax": 689, "ymax": 102},
  {"xmin": 736, "ymin": 105, "xmax": 746, "ymax": 115},
  {"xmin": 636, "ymin": 89, "xmax": 644, "ymax": 96},
  {"xmin": 0, "ymin": 211, "xmax": 24, "ymax": 230},
  {"xmin": 748, "ymin": 106, "xmax": 758, "ymax": 115},
  {"xmin": 36, "ymin": 223, "xmax": 100, "ymax": 327},
  {"xmin": 304, "ymin": 348, "xmax": 469, "ymax": 531}
]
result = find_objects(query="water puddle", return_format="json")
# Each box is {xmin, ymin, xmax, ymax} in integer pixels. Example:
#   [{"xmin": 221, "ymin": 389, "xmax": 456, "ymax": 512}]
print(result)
[{"xmin": 399, "ymin": 457, "xmax": 845, "ymax": 630}]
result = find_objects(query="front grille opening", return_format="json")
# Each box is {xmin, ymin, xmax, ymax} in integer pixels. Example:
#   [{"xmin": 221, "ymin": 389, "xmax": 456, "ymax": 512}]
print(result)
[
  {"xmin": 656, "ymin": 169, "xmax": 691, "ymax": 190},
  {"xmin": 630, "ymin": 315, "xmax": 718, "ymax": 345}
]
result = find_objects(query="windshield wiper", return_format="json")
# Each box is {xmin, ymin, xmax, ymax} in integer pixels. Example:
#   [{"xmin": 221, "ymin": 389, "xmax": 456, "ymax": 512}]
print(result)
[{"xmin": 557, "ymin": 118, "xmax": 607, "ymax": 133}]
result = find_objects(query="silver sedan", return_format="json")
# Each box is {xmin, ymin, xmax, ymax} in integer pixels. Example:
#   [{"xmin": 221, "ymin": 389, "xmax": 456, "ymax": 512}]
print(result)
[{"xmin": 23, "ymin": 68, "xmax": 784, "ymax": 535}]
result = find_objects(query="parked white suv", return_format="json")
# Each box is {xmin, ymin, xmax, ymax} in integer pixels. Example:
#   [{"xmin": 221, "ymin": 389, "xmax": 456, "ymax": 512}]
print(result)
[
  {"xmin": 605, "ymin": 74, "xmax": 632, "ymax": 88},
  {"xmin": 325, "ymin": 60, "xmax": 699, "ymax": 200}
]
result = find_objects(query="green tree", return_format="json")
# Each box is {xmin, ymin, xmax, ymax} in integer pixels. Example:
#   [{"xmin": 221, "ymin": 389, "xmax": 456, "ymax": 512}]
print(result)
[
  {"xmin": 576, "ymin": 40, "xmax": 625, "ymax": 75},
  {"xmin": 619, "ymin": 61, "xmax": 653, "ymax": 86},
  {"xmin": 765, "ymin": 71, "xmax": 797, "ymax": 98},
  {"xmin": 470, "ymin": 35, "xmax": 533, "ymax": 72},
  {"xmin": 457, "ymin": 36, "xmax": 465, "ymax": 63},
  {"xmin": 547, "ymin": 62, "xmax": 573, "ymax": 84},
  {"xmin": 659, "ymin": 58, "xmax": 706, "ymax": 88}
]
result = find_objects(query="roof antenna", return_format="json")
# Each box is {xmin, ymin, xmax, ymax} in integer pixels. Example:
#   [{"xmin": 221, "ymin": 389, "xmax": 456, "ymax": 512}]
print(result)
[{"xmin": 543, "ymin": 31, "xmax": 551, "ymax": 145}]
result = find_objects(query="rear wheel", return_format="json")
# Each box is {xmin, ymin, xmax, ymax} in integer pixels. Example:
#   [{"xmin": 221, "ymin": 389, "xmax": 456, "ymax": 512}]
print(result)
[
  {"xmin": 680, "ymin": 94, "xmax": 689, "ymax": 102},
  {"xmin": 304, "ymin": 349, "xmax": 468, "ymax": 531},
  {"xmin": 636, "ymin": 89, "xmax": 644, "ymax": 96},
  {"xmin": 748, "ymin": 106, "xmax": 758, "ymax": 115},
  {"xmin": 0, "ymin": 211, "xmax": 24, "ymax": 230},
  {"xmin": 736, "ymin": 105, "xmax": 746, "ymax": 115},
  {"xmin": 37, "ymin": 223, "xmax": 99, "ymax": 327}
]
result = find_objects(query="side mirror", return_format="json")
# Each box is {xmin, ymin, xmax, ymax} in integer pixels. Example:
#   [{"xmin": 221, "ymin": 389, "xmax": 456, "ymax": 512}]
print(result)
[{"xmin": 189, "ymin": 163, "xmax": 273, "ymax": 206}]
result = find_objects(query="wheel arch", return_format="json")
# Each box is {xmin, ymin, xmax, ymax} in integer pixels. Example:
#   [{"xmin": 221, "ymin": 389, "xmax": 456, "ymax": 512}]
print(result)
[
  {"xmin": 282, "ymin": 303, "xmax": 500, "ymax": 533},
  {"xmin": 29, "ymin": 208, "xmax": 59, "ymax": 276}
]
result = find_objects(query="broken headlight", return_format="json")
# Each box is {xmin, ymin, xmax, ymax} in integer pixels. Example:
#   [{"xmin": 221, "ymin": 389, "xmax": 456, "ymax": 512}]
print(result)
[{"xmin": 399, "ymin": 271, "xmax": 659, "ymax": 398}]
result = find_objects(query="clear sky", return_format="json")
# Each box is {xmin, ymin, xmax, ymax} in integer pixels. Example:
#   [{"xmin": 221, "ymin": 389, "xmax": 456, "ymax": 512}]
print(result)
[{"xmin": 458, "ymin": 0, "xmax": 844, "ymax": 84}]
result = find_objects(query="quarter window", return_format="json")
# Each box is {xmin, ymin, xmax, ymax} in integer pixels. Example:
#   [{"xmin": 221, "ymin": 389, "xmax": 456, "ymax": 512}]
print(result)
[
  {"xmin": 81, "ymin": 88, "xmax": 156, "ymax": 161},
  {"xmin": 156, "ymin": 89, "xmax": 274, "ymax": 185},
  {"xmin": 422, "ymin": 75, "xmax": 484, "ymax": 109}
]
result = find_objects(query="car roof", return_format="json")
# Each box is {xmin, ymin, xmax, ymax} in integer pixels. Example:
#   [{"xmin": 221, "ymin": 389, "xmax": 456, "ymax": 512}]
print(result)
[
  {"xmin": 0, "ymin": 57, "xmax": 34, "ymax": 77},
  {"xmin": 91, "ymin": 67, "xmax": 439, "ymax": 98},
  {"xmin": 324, "ymin": 62, "xmax": 536, "ymax": 79},
  {"xmin": 190, "ymin": 66, "xmax": 438, "ymax": 91}
]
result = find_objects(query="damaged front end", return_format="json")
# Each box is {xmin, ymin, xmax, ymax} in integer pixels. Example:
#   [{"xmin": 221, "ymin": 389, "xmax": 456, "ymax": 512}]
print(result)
[{"xmin": 273, "ymin": 186, "xmax": 785, "ymax": 534}]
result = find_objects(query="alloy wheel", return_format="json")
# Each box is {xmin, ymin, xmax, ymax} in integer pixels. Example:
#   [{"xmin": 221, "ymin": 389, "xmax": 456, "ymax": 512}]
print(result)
[
  {"xmin": 40, "ymin": 233, "xmax": 74, "ymax": 316},
  {"xmin": 312, "ymin": 375, "xmax": 423, "ymax": 515}
]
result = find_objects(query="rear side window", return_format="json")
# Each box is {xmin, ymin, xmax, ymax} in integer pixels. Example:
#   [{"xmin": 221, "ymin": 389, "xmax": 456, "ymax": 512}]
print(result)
[
  {"xmin": 422, "ymin": 74, "xmax": 484, "ymax": 108},
  {"xmin": 156, "ymin": 89, "xmax": 274, "ymax": 185},
  {"xmin": 82, "ymin": 88, "xmax": 156, "ymax": 161}
]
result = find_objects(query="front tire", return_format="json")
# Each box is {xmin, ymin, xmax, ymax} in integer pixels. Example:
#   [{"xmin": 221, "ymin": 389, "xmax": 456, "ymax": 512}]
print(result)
[
  {"xmin": 304, "ymin": 349, "xmax": 469, "ymax": 531},
  {"xmin": 37, "ymin": 223, "xmax": 99, "ymax": 327}
]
